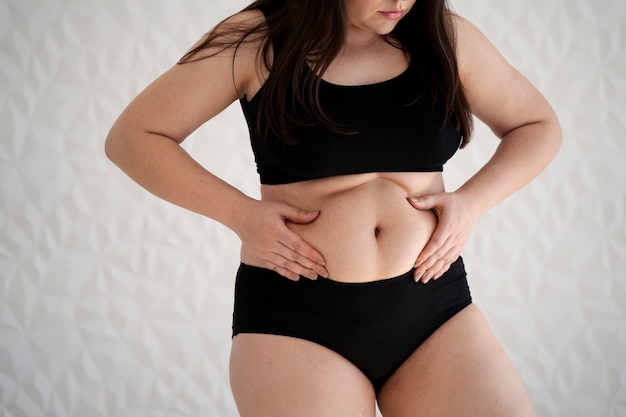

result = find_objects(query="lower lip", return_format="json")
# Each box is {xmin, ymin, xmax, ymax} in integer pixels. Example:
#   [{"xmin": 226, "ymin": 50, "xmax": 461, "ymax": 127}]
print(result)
[{"xmin": 380, "ymin": 10, "xmax": 404, "ymax": 19}]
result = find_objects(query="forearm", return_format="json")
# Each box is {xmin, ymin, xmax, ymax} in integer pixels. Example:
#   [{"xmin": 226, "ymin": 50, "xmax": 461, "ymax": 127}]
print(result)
[
  {"xmin": 105, "ymin": 131, "xmax": 253, "ymax": 232},
  {"xmin": 457, "ymin": 119, "xmax": 562, "ymax": 215}
]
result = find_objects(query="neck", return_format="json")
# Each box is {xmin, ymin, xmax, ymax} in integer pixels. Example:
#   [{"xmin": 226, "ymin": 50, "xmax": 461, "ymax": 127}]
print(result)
[{"xmin": 344, "ymin": 28, "xmax": 384, "ymax": 51}]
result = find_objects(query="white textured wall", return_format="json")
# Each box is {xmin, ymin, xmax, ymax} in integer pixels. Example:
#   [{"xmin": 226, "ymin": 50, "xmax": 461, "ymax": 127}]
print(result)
[{"xmin": 1, "ymin": 0, "xmax": 624, "ymax": 416}]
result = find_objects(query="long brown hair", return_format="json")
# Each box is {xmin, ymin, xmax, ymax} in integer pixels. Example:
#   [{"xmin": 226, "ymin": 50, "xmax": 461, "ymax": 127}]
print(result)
[{"xmin": 179, "ymin": 0, "xmax": 473, "ymax": 147}]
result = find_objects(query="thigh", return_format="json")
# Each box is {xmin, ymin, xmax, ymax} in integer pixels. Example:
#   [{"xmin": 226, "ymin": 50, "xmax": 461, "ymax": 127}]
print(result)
[
  {"xmin": 230, "ymin": 333, "xmax": 377, "ymax": 417},
  {"xmin": 377, "ymin": 304, "xmax": 536, "ymax": 417}
]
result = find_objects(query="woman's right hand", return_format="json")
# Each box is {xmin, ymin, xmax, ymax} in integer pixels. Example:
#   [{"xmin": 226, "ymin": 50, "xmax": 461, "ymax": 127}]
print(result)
[{"xmin": 233, "ymin": 199, "xmax": 329, "ymax": 281}]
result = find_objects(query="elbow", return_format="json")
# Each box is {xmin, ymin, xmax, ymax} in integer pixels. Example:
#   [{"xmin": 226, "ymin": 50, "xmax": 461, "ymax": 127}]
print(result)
[
  {"xmin": 530, "ymin": 111, "xmax": 563, "ymax": 166},
  {"xmin": 546, "ymin": 107, "xmax": 563, "ymax": 159},
  {"xmin": 516, "ymin": 106, "xmax": 563, "ymax": 159},
  {"xmin": 104, "ymin": 131, "xmax": 121, "ymax": 165},
  {"xmin": 104, "ymin": 133, "xmax": 115, "ymax": 162},
  {"xmin": 104, "ymin": 119, "xmax": 131, "ymax": 167},
  {"xmin": 104, "ymin": 128, "xmax": 134, "ymax": 173}
]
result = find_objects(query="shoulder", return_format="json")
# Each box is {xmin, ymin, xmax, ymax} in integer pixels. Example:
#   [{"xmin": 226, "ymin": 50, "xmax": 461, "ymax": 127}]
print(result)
[
  {"xmin": 182, "ymin": 8, "xmax": 269, "ymax": 98},
  {"xmin": 220, "ymin": 8, "xmax": 267, "ymax": 33},
  {"xmin": 448, "ymin": 13, "xmax": 506, "ymax": 85},
  {"xmin": 188, "ymin": 9, "xmax": 268, "ymax": 59},
  {"xmin": 448, "ymin": 13, "xmax": 557, "ymax": 138}
]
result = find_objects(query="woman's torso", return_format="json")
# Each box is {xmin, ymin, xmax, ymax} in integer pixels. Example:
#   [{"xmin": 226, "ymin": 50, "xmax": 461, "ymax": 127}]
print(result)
[{"xmin": 238, "ymin": 15, "xmax": 456, "ymax": 283}]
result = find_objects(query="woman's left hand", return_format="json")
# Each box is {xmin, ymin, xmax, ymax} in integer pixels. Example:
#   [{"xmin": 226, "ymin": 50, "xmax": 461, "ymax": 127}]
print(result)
[{"xmin": 408, "ymin": 189, "xmax": 481, "ymax": 283}]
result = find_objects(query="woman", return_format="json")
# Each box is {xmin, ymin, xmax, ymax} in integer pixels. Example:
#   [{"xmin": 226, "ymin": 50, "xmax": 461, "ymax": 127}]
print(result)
[{"xmin": 105, "ymin": 0, "xmax": 561, "ymax": 415}]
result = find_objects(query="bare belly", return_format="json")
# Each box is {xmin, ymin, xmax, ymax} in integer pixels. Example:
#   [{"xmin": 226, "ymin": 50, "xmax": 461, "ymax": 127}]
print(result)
[{"xmin": 244, "ymin": 173, "xmax": 442, "ymax": 283}]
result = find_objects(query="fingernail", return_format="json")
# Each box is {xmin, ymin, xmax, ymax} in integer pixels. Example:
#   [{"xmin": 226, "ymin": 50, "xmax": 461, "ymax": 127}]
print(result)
[
  {"xmin": 318, "ymin": 268, "xmax": 329, "ymax": 279},
  {"xmin": 414, "ymin": 270, "xmax": 423, "ymax": 282},
  {"xmin": 307, "ymin": 272, "xmax": 318, "ymax": 280}
]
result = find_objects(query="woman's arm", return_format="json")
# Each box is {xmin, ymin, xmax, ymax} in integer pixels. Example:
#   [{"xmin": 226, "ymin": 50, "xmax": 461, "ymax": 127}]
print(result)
[
  {"xmin": 411, "ymin": 15, "xmax": 562, "ymax": 283},
  {"xmin": 454, "ymin": 15, "xmax": 562, "ymax": 210},
  {"xmin": 105, "ymin": 11, "xmax": 328, "ymax": 280}
]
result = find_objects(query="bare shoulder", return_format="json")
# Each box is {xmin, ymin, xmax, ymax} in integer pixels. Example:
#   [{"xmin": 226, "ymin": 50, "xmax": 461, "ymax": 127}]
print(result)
[
  {"xmin": 195, "ymin": 8, "xmax": 269, "ymax": 97},
  {"xmin": 447, "ymin": 13, "xmax": 504, "ymax": 84},
  {"xmin": 186, "ymin": 8, "xmax": 268, "ymax": 60},
  {"xmin": 448, "ymin": 13, "xmax": 556, "ymax": 137},
  {"xmin": 215, "ymin": 8, "xmax": 267, "ymax": 41},
  {"xmin": 109, "ymin": 9, "xmax": 269, "ymax": 145}
]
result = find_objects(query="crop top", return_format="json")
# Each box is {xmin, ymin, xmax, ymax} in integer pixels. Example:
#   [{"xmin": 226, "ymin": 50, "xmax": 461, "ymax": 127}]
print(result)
[{"xmin": 239, "ymin": 13, "xmax": 462, "ymax": 185}]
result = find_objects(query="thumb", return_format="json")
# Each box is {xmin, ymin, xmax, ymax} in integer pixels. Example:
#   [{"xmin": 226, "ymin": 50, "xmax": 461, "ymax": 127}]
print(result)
[
  {"xmin": 282, "ymin": 206, "xmax": 320, "ymax": 224},
  {"xmin": 407, "ymin": 194, "xmax": 438, "ymax": 210}
]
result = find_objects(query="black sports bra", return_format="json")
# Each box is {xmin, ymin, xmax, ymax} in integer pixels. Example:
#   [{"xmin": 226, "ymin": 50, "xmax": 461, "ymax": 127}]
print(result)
[{"xmin": 239, "ymin": 12, "xmax": 461, "ymax": 185}]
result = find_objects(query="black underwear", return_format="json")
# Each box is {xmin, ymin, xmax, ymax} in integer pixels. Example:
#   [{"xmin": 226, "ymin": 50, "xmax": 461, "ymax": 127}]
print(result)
[{"xmin": 232, "ymin": 257, "xmax": 472, "ymax": 392}]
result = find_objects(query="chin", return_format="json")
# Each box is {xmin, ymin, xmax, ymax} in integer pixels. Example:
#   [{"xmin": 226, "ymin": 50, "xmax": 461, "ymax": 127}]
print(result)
[{"xmin": 376, "ymin": 24, "xmax": 399, "ymax": 35}]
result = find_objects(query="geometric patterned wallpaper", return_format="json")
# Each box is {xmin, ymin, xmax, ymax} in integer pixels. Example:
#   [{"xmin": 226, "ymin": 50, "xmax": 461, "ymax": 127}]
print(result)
[{"xmin": 1, "ymin": 0, "xmax": 624, "ymax": 416}]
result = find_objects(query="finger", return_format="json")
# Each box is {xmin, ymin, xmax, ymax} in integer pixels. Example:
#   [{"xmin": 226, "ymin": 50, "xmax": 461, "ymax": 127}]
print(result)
[
  {"xmin": 414, "ymin": 241, "xmax": 454, "ymax": 281},
  {"xmin": 281, "ymin": 232, "xmax": 327, "ymax": 269},
  {"xmin": 281, "ymin": 252, "xmax": 322, "ymax": 280},
  {"xmin": 264, "ymin": 253, "xmax": 317, "ymax": 281},
  {"xmin": 424, "ymin": 260, "xmax": 451, "ymax": 283},
  {"xmin": 269, "ymin": 264, "xmax": 301, "ymax": 281},
  {"xmin": 286, "ymin": 247, "xmax": 329, "ymax": 278},
  {"xmin": 439, "ymin": 246, "xmax": 461, "ymax": 266},
  {"xmin": 407, "ymin": 194, "xmax": 442, "ymax": 210},
  {"xmin": 435, "ymin": 247, "xmax": 463, "ymax": 278},
  {"xmin": 417, "ymin": 256, "xmax": 447, "ymax": 283},
  {"xmin": 282, "ymin": 207, "xmax": 320, "ymax": 225},
  {"xmin": 419, "ymin": 253, "xmax": 453, "ymax": 283},
  {"xmin": 419, "ymin": 247, "xmax": 461, "ymax": 283},
  {"xmin": 434, "ymin": 261, "xmax": 452, "ymax": 280},
  {"xmin": 414, "ymin": 233, "xmax": 451, "ymax": 268},
  {"xmin": 265, "ymin": 250, "xmax": 322, "ymax": 281}
]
